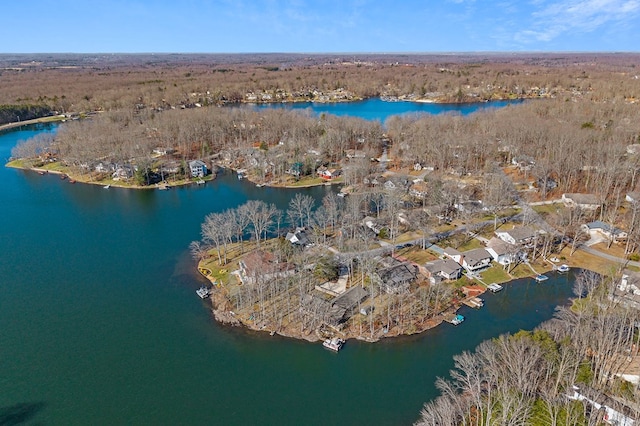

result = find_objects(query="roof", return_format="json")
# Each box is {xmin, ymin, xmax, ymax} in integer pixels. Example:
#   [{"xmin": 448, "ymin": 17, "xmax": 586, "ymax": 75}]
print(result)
[
  {"xmin": 486, "ymin": 237, "xmax": 516, "ymax": 255},
  {"xmin": 499, "ymin": 226, "xmax": 536, "ymax": 241},
  {"xmin": 585, "ymin": 220, "xmax": 625, "ymax": 235},
  {"xmin": 463, "ymin": 248, "xmax": 492, "ymax": 264},
  {"xmin": 333, "ymin": 285, "xmax": 369, "ymax": 310},
  {"xmin": 426, "ymin": 258, "xmax": 462, "ymax": 275},
  {"xmin": 443, "ymin": 247, "xmax": 463, "ymax": 257},
  {"xmin": 562, "ymin": 193, "xmax": 601, "ymax": 206},
  {"xmin": 189, "ymin": 160, "xmax": 206, "ymax": 167}
]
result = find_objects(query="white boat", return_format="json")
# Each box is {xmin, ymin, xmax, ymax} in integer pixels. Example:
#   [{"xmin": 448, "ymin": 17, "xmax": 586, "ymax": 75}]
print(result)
[
  {"xmin": 196, "ymin": 286, "xmax": 210, "ymax": 299},
  {"xmin": 103, "ymin": 184, "xmax": 110, "ymax": 189},
  {"xmin": 557, "ymin": 264, "xmax": 570, "ymax": 273},
  {"xmin": 487, "ymin": 283, "xmax": 503, "ymax": 293},
  {"xmin": 322, "ymin": 337, "xmax": 345, "ymax": 352},
  {"xmin": 535, "ymin": 274, "xmax": 549, "ymax": 282},
  {"xmin": 450, "ymin": 314, "xmax": 465, "ymax": 325},
  {"xmin": 196, "ymin": 179, "xmax": 205, "ymax": 185}
]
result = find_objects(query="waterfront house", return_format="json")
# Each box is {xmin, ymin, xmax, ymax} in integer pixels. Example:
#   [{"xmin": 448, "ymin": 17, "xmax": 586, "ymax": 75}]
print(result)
[
  {"xmin": 485, "ymin": 237, "xmax": 519, "ymax": 265},
  {"xmin": 582, "ymin": 220, "xmax": 628, "ymax": 242},
  {"xmin": 189, "ymin": 160, "xmax": 207, "ymax": 178},
  {"xmin": 462, "ymin": 248, "xmax": 493, "ymax": 273},
  {"xmin": 495, "ymin": 226, "xmax": 537, "ymax": 246},
  {"xmin": 425, "ymin": 258, "xmax": 462, "ymax": 281},
  {"xmin": 95, "ymin": 162, "xmax": 115, "ymax": 173},
  {"xmin": 374, "ymin": 256, "xmax": 418, "ymax": 294},
  {"xmin": 561, "ymin": 193, "xmax": 602, "ymax": 211},
  {"xmin": 112, "ymin": 164, "xmax": 134, "ymax": 180},
  {"xmin": 285, "ymin": 227, "xmax": 311, "ymax": 247},
  {"xmin": 238, "ymin": 250, "xmax": 295, "ymax": 285}
]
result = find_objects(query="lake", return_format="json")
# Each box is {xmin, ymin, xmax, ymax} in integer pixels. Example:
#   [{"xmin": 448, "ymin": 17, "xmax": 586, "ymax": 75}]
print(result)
[
  {"xmin": 252, "ymin": 97, "xmax": 525, "ymax": 122},
  {"xmin": 1, "ymin": 113, "xmax": 570, "ymax": 426}
]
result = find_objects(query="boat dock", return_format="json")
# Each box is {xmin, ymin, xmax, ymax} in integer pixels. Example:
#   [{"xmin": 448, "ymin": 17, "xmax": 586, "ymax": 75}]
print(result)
[
  {"xmin": 535, "ymin": 274, "xmax": 549, "ymax": 282},
  {"xmin": 196, "ymin": 286, "xmax": 210, "ymax": 299},
  {"xmin": 446, "ymin": 313, "xmax": 465, "ymax": 325},
  {"xmin": 464, "ymin": 297, "xmax": 484, "ymax": 309},
  {"xmin": 487, "ymin": 283, "xmax": 503, "ymax": 293}
]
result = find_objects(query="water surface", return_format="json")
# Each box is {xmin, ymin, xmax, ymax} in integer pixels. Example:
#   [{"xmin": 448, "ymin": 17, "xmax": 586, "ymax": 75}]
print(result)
[{"xmin": 1, "ymin": 122, "xmax": 571, "ymax": 425}]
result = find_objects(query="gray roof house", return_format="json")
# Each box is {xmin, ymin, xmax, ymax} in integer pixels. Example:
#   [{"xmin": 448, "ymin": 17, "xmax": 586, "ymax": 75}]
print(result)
[
  {"xmin": 426, "ymin": 258, "xmax": 462, "ymax": 281},
  {"xmin": 189, "ymin": 160, "xmax": 207, "ymax": 178},
  {"xmin": 462, "ymin": 248, "xmax": 493, "ymax": 272},
  {"xmin": 374, "ymin": 257, "xmax": 418, "ymax": 294},
  {"xmin": 495, "ymin": 226, "xmax": 537, "ymax": 246},
  {"xmin": 486, "ymin": 237, "xmax": 519, "ymax": 265}
]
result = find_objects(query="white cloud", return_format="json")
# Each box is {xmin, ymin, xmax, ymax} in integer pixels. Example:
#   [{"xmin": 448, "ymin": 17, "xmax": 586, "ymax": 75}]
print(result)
[{"xmin": 515, "ymin": 0, "xmax": 640, "ymax": 45}]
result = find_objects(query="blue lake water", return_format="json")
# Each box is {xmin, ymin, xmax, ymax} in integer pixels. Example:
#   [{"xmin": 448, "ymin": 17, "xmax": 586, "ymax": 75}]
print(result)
[
  {"xmin": 252, "ymin": 98, "xmax": 524, "ymax": 122},
  {"xmin": 1, "ymin": 113, "xmax": 572, "ymax": 426}
]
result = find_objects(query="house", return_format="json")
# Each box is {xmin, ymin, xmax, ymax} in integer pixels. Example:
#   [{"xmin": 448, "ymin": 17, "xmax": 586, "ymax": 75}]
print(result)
[
  {"xmin": 568, "ymin": 386, "xmax": 637, "ymax": 426},
  {"xmin": 582, "ymin": 221, "xmax": 628, "ymax": 242},
  {"xmin": 300, "ymin": 285, "xmax": 369, "ymax": 327},
  {"xmin": 626, "ymin": 192, "xmax": 640, "ymax": 204},
  {"xmin": 443, "ymin": 247, "xmax": 464, "ymax": 265},
  {"xmin": 409, "ymin": 181, "xmax": 429, "ymax": 199},
  {"xmin": 495, "ymin": 226, "xmax": 537, "ymax": 246},
  {"xmin": 189, "ymin": 160, "xmax": 207, "ymax": 178},
  {"xmin": 462, "ymin": 248, "xmax": 493, "ymax": 273},
  {"xmin": 153, "ymin": 147, "xmax": 175, "ymax": 156},
  {"xmin": 485, "ymin": 237, "xmax": 519, "ymax": 265},
  {"xmin": 112, "ymin": 164, "xmax": 134, "ymax": 180},
  {"xmin": 561, "ymin": 193, "xmax": 602, "ymax": 211},
  {"xmin": 374, "ymin": 257, "xmax": 418, "ymax": 294},
  {"xmin": 317, "ymin": 166, "xmax": 341, "ymax": 180},
  {"xmin": 238, "ymin": 250, "xmax": 295, "ymax": 285},
  {"xmin": 285, "ymin": 227, "xmax": 311, "ymax": 247},
  {"xmin": 362, "ymin": 216, "xmax": 384, "ymax": 235},
  {"xmin": 425, "ymin": 258, "xmax": 462, "ymax": 281},
  {"xmin": 95, "ymin": 162, "xmax": 115, "ymax": 173}
]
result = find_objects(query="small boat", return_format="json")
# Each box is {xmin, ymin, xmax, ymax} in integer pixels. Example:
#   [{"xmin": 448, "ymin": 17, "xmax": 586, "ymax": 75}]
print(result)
[
  {"xmin": 323, "ymin": 337, "xmax": 345, "ymax": 352},
  {"xmin": 467, "ymin": 297, "xmax": 484, "ymax": 308},
  {"xmin": 60, "ymin": 174, "xmax": 67, "ymax": 180},
  {"xmin": 487, "ymin": 283, "xmax": 503, "ymax": 293},
  {"xmin": 37, "ymin": 171, "xmax": 45, "ymax": 175},
  {"xmin": 337, "ymin": 192, "xmax": 347, "ymax": 197},
  {"xmin": 68, "ymin": 179, "xmax": 76, "ymax": 184},
  {"xmin": 557, "ymin": 264, "xmax": 570, "ymax": 273},
  {"xmin": 450, "ymin": 314, "xmax": 465, "ymax": 325},
  {"xmin": 196, "ymin": 179, "xmax": 205, "ymax": 185},
  {"xmin": 237, "ymin": 173, "xmax": 244, "ymax": 180},
  {"xmin": 196, "ymin": 286, "xmax": 210, "ymax": 299},
  {"xmin": 535, "ymin": 274, "xmax": 549, "ymax": 282},
  {"xmin": 256, "ymin": 183, "xmax": 265, "ymax": 187},
  {"xmin": 103, "ymin": 184, "xmax": 110, "ymax": 189}
]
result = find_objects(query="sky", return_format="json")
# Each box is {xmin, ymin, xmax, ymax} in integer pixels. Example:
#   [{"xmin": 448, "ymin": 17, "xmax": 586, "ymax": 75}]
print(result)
[{"xmin": 3, "ymin": 0, "xmax": 639, "ymax": 53}]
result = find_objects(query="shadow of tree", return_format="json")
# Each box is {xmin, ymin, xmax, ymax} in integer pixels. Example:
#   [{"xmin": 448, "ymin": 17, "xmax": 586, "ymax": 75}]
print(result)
[{"xmin": 0, "ymin": 402, "xmax": 45, "ymax": 426}]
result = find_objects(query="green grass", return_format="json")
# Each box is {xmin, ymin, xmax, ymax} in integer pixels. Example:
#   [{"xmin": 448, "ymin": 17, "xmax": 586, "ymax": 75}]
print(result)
[{"xmin": 480, "ymin": 266, "xmax": 513, "ymax": 284}]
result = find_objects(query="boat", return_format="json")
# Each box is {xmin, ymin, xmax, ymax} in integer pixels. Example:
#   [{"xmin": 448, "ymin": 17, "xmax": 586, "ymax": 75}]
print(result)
[
  {"xmin": 467, "ymin": 297, "xmax": 484, "ymax": 308},
  {"xmin": 337, "ymin": 192, "xmax": 347, "ymax": 197},
  {"xmin": 196, "ymin": 286, "xmax": 210, "ymax": 299},
  {"xmin": 535, "ymin": 274, "xmax": 549, "ymax": 282},
  {"xmin": 450, "ymin": 314, "xmax": 465, "ymax": 325},
  {"xmin": 557, "ymin": 264, "xmax": 570, "ymax": 273},
  {"xmin": 103, "ymin": 184, "xmax": 110, "ymax": 189},
  {"xmin": 487, "ymin": 283, "xmax": 503, "ymax": 293},
  {"xmin": 256, "ymin": 183, "xmax": 265, "ymax": 187},
  {"xmin": 322, "ymin": 337, "xmax": 345, "ymax": 352},
  {"xmin": 196, "ymin": 179, "xmax": 205, "ymax": 185},
  {"xmin": 68, "ymin": 179, "xmax": 76, "ymax": 184},
  {"xmin": 37, "ymin": 171, "xmax": 45, "ymax": 175},
  {"xmin": 60, "ymin": 174, "xmax": 67, "ymax": 180}
]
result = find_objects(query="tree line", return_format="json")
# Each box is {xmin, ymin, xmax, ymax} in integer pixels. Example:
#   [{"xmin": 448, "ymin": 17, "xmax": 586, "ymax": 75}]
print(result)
[{"xmin": 417, "ymin": 270, "xmax": 640, "ymax": 426}]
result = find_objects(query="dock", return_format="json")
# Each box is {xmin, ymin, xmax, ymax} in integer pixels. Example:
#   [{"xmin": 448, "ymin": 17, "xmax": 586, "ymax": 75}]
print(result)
[
  {"xmin": 487, "ymin": 283, "xmax": 503, "ymax": 293},
  {"xmin": 535, "ymin": 274, "xmax": 549, "ymax": 282},
  {"xmin": 464, "ymin": 297, "xmax": 484, "ymax": 309},
  {"xmin": 446, "ymin": 314, "xmax": 465, "ymax": 325}
]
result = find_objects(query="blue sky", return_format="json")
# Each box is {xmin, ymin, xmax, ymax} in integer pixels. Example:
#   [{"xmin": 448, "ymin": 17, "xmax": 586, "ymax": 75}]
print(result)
[{"xmin": 3, "ymin": 0, "xmax": 639, "ymax": 53}]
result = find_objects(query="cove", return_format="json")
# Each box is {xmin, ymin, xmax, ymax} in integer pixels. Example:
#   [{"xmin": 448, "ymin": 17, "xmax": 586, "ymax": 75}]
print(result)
[
  {"xmin": 251, "ymin": 98, "xmax": 525, "ymax": 122},
  {"xmin": 1, "ymin": 123, "xmax": 574, "ymax": 425}
]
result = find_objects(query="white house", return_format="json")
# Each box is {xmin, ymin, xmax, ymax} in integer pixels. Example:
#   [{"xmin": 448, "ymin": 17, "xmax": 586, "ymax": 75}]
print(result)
[
  {"xmin": 189, "ymin": 160, "xmax": 207, "ymax": 178},
  {"xmin": 495, "ymin": 226, "xmax": 537, "ymax": 246},
  {"xmin": 582, "ymin": 220, "xmax": 628, "ymax": 242},
  {"xmin": 486, "ymin": 237, "xmax": 519, "ymax": 265},
  {"xmin": 443, "ymin": 247, "xmax": 464, "ymax": 265},
  {"xmin": 425, "ymin": 258, "xmax": 462, "ymax": 281},
  {"xmin": 462, "ymin": 248, "xmax": 493, "ymax": 272}
]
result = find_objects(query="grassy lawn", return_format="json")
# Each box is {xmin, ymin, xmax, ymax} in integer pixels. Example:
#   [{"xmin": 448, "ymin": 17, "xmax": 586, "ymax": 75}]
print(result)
[
  {"xmin": 509, "ymin": 263, "xmax": 536, "ymax": 279},
  {"xmin": 480, "ymin": 266, "xmax": 512, "ymax": 284},
  {"xmin": 532, "ymin": 203, "xmax": 563, "ymax": 215},
  {"xmin": 557, "ymin": 246, "xmax": 621, "ymax": 276},
  {"xmin": 401, "ymin": 247, "xmax": 439, "ymax": 264},
  {"xmin": 456, "ymin": 238, "xmax": 484, "ymax": 251}
]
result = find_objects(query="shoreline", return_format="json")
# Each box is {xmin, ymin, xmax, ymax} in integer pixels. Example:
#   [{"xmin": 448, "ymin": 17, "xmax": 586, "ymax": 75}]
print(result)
[{"xmin": 5, "ymin": 162, "xmax": 216, "ymax": 190}]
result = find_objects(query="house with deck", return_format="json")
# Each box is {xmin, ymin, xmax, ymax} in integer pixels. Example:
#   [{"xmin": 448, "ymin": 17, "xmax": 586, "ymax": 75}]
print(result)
[
  {"xmin": 486, "ymin": 237, "xmax": 520, "ymax": 265},
  {"xmin": 462, "ymin": 248, "xmax": 493, "ymax": 273},
  {"xmin": 189, "ymin": 160, "xmax": 208, "ymax": 178},
  {"xmin": 374, "ymin": 256, "xmax": 418, "ymax": 294},
  {"xmin": 238, "ymin": 250, "xmax": 295, "ymax": 285},
  {"xmin": 425, "ymin": 258, "xmax": 463, "ymax": 282}
]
